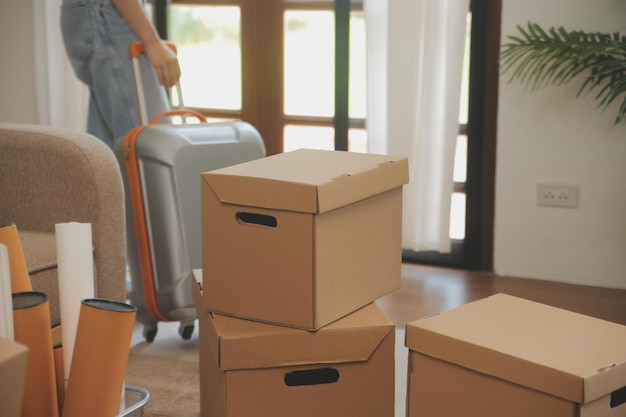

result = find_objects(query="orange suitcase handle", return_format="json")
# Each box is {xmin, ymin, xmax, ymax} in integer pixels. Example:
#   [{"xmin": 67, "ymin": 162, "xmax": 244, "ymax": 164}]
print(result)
[
  {"xmin": 149, "ymin": 109, "xmax": 208, "ymax": 125},
  {"xmin": 128, "ymin": 41, "xmax": 177, "ymax": 59},
  {"xmin": 123, "ymin": 125, "xmax": 169, "ymax": 322}
]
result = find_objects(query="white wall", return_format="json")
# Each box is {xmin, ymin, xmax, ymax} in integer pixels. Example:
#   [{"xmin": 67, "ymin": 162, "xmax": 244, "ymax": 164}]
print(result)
[
  {"xmin": 495, "ymin": 0, "xmax": 626, "ymax": 289},
  {"xmin": 0, "ymin": 0, "xmax": 38, "ymax": 124}
]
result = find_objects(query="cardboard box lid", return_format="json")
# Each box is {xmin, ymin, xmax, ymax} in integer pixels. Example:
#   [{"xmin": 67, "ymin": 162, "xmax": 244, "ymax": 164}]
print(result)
[
  {"xmin": 207, "ymin": 304, "xmax": 393, "ymax": 371},
  {"xmin": 405, "ymin": 293, "xmax": 626, "ymax": 405},
  {"xmin": 201, "ymin": 148, "xmax": 409, "ymax": 214}
]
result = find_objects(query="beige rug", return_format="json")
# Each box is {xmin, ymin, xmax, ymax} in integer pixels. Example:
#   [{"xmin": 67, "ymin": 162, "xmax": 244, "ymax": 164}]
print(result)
[{"xmin": 124, "ymin": 353, "xmax": 200, "ymax": 417}]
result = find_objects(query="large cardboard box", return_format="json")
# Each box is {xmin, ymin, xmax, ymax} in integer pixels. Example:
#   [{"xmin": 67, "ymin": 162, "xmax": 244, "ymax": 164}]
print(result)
[
  {"xmin": 405, "ymin": 293, "xmax": 626, "ymax": 417},
  {"xmin": 201, "ymin": 148, "xmax": 409, "ymax": 330},
  {"xmin": 192, "ymin": 270, "xmax": 395, "ymax": 417},
  {"xmin": 0, "ymin": 338, "xmax": 28, "ymax": 417}
]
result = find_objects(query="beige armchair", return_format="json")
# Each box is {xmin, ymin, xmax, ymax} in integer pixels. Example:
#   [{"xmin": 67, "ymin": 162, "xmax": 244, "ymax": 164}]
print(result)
[{"xmin": 0, "ymin": 123, "xmax": 126, "ymax": 328}]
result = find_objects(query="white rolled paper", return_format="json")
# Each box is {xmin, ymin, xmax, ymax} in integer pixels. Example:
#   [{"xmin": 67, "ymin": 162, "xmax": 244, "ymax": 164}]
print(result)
[
  {"xmin": 0, "ymin": 243, "xmax": 14, "ymax": 340},
  {"xmin": 55, "ymin": 222, "xmax": 95, "ymax": 388}
]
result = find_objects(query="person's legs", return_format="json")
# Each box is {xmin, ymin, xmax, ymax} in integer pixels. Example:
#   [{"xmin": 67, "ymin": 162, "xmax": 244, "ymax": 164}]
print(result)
[
  {"xmin": 89, "ymin": 0, "xmax": 140, "ymax": 146},
  {"xmin": 85, "ymin": 88, "xmax": 116, "ymax": 148},
  {"xmin": 60, "ymin": 0, "xmax": 133, "ymax": 146},
  {"xmin": 61, "ymin": 0, "xmax": 170, "ymax": 148}
]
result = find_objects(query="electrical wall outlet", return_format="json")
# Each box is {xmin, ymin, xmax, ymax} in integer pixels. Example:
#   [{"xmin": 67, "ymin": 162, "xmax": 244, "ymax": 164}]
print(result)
[{"xmin": 536, "ymin": 182, "xmax": 579, "ymax": 208}]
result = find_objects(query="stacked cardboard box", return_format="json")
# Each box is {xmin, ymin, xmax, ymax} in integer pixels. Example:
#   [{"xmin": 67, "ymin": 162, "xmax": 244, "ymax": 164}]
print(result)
[
  {"xmin": 405, "ymin": 293, "xmax": 626, "ymax": 417},
  {"xmin": 194, "ymin": 149, "xmax": 409, "ymax": 417}
]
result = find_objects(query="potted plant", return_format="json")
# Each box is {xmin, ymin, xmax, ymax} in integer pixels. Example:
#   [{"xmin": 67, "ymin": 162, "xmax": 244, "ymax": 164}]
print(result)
[{"xmin": 500, "ymin": 22, "xmax": 626, "ymax": 123}]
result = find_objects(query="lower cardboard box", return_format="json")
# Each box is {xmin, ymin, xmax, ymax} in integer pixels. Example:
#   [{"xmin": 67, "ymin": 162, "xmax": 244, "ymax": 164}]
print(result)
[
  {"xmin": 192, "ymin": 270, "xmax": 395, "ymax": 417},
  {"xmin": 0, "ymin": 337, "xmax": 28, "ymax": 417},
  {"xmin": 405, "ymin": 293, "xmax": 626, "ymax": 417}
]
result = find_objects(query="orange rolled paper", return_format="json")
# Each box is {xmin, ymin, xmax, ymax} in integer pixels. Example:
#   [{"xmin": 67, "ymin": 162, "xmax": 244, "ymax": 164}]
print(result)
[
  {"xmin": 62, "ymin": 299, "xmax": 137, "ymax": 417},
  {"xmin": 12, "ymin": 292, "xmax": 59, "ymax": 417},
  {"xmin": 0, "ymin": 224, "xmax": 32, "ymax": 293}
]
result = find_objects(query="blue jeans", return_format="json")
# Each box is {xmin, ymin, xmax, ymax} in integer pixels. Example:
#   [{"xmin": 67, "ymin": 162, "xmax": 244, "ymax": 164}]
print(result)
[{"xmin": 60, "ymin": 0, "xmax": 170, "ymax": 148}]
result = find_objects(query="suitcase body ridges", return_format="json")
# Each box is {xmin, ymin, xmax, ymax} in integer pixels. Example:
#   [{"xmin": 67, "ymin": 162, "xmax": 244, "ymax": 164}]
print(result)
[{"xmin": 116, "ymin": 120, "xmax": 266, "ymax": 342}]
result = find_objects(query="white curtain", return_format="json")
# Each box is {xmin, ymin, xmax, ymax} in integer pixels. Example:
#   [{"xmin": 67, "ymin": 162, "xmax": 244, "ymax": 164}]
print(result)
[
  {"xmin": 364, "ymin": 0, "xmax": 469, "ymax": 253},
  {"xmin": 33, "ymin": 0, "xmax": 88, "ymax": 129}
]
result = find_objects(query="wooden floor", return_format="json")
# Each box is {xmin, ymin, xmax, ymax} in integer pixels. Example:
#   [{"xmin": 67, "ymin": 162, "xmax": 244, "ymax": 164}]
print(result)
[{"xmin": 377, "ymin": 263, "xmax": 626, "ymax": 328}]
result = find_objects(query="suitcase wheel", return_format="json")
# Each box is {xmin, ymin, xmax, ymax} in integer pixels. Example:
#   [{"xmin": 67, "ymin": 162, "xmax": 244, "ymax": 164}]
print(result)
[
  {"xmin": 178, "ymin": 321, "xmax": 195, "ymax": 340},
  {"xmin": 143, "ymin": 323, "xmax": 158, "ymax": 343}
]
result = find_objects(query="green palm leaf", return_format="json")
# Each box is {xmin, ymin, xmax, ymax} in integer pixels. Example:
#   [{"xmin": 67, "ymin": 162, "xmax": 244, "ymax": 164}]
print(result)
[{"xmin": 501, "ymin": 22, "xmax": 626, "ymax": 124}]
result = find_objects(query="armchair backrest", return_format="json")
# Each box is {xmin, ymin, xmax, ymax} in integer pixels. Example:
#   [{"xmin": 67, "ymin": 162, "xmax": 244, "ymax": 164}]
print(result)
[{"xmin": 0, "ymin": 123, "xmax": 126, "ymax": 304}]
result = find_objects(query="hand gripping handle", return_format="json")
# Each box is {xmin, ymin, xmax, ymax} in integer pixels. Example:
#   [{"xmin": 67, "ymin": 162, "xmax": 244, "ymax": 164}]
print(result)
[{"xmin": 128, "ymin": 41, "xmax": 184, "ymax": 125}]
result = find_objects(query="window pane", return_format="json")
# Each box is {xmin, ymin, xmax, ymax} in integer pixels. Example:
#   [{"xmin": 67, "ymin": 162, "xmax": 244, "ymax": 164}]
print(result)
[
  {"xmin": 450, "ymin": 192, "xmax": 466, "ymax": 240},
  {"xmin": 453, "ymin": 134, "xmax": 468, "ymax": 183},
  {"xmin": 284, "ymin": 11, "xmax": 334, "ymax": 117},
  {"xmin": 348, "ymin": 128, "xmax": 367, "ymax": 153},
  {"xmin": 169, "ymin": 5, "xmax": 241, "ymax": 110},
  {"xmin": 284, "ymin": 125, "xmax": 367, "ymax": 152},
  {"xmin": 284, "ymin": 125, "xmax": 335, "ymax": 151}
]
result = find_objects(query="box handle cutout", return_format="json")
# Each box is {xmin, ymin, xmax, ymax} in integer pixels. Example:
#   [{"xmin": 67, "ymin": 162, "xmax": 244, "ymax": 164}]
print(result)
[
  {"xmin": 610, "ymin": 386, "xmax": 626, "ymax": 408},
  {"xmin": 284, "ymin": 368, "xmax": 340, "ymax": 387},
  {"xmin": 236, "ymin": 212, "xmax": 277, "ymax": 228}
]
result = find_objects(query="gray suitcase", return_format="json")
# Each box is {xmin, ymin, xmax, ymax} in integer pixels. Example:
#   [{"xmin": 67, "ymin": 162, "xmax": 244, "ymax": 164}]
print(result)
[{"xmin": 116, "ymin": 42, "xmax": 266, "ymax": 342}]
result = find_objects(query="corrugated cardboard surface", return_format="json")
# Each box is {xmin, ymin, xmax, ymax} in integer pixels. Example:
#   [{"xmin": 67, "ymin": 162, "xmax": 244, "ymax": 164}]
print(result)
[
  {"xmin": 201, "ymin": 149, "xmax": 408, "ymax": 330},
  {"xmin": 192, "ymin": 270, "xmax": 396, "ymax": 417},
  {"xmin": 405, "ymin": 293, "xmax": 626, "ymax": 416},
  {"xmin": 208, "ymin": 303, "xmax": 392, "ymax": 371},
  {"xmin": 314, "ymin": 188, "xmax": 403, "ymax": 328},
  {"xmin": 0, "ymin": 338, "xmax": 28, "ymax": 417},
  {"xmin": 220, "ymin": 341, "xmax": 394, "ymax": 417},
  {"xmin": 203, "ymin": 148, "xmax": 409, "ymax": 214},
  {"xmin": 406, "ymin": 350, "xmax": 577, "ymax": 417}
]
